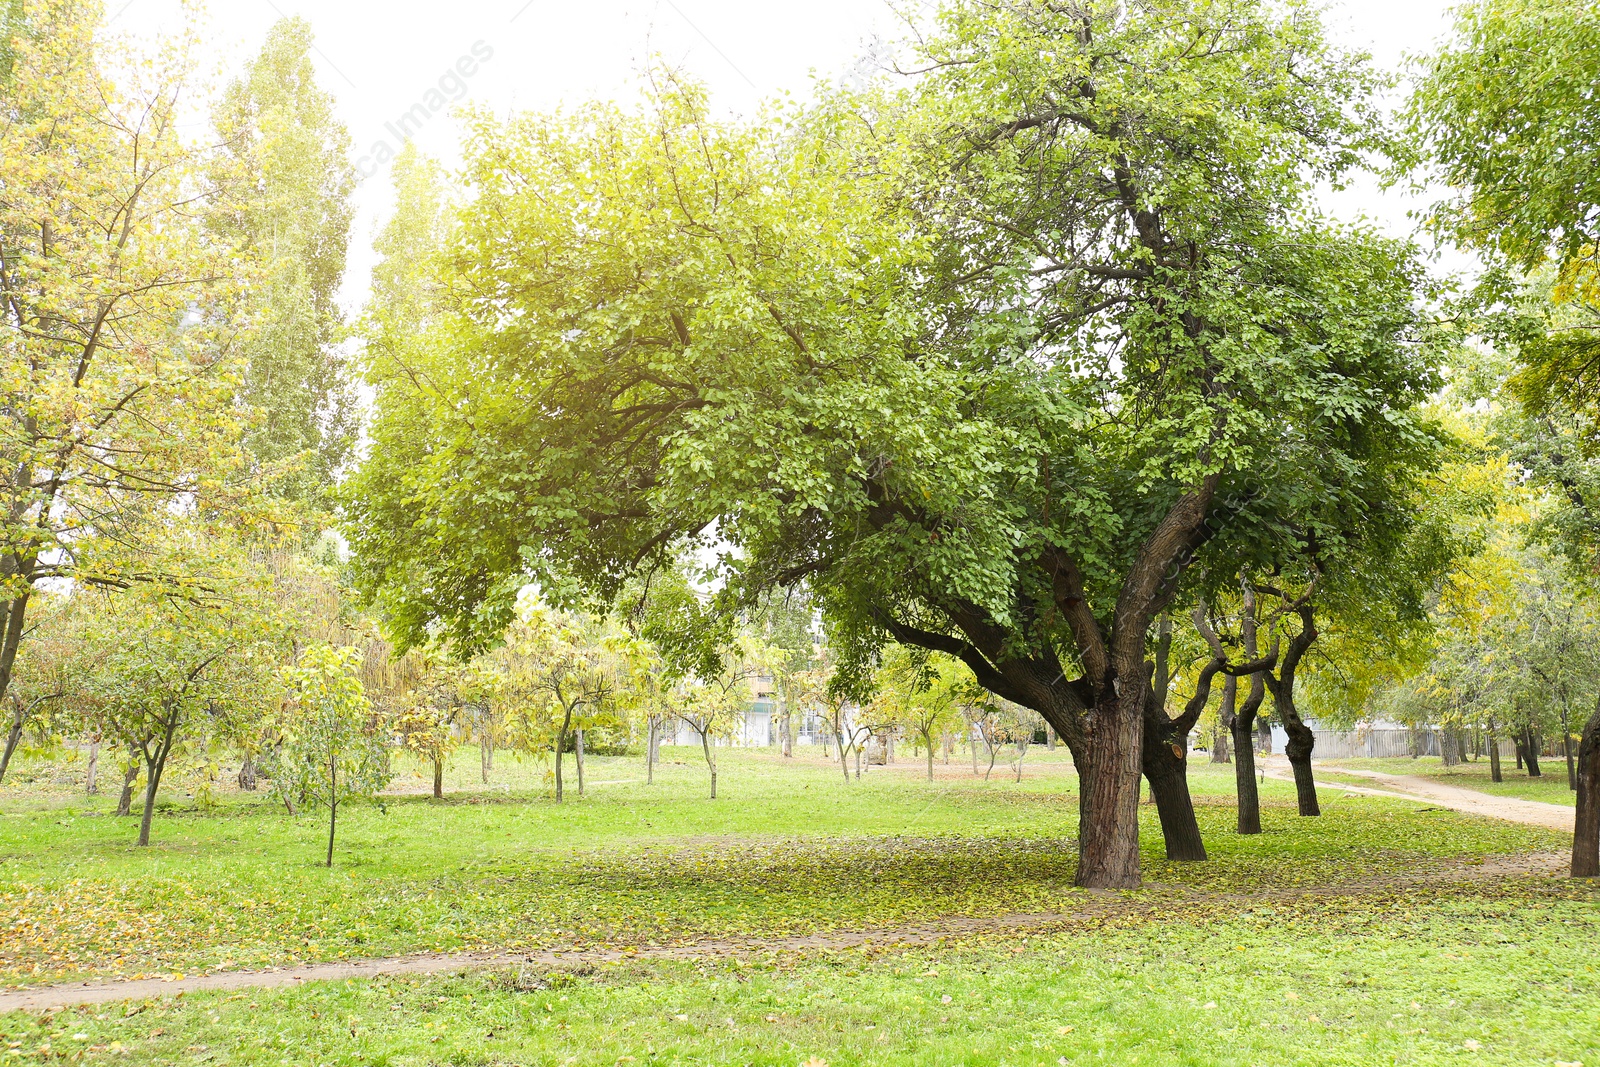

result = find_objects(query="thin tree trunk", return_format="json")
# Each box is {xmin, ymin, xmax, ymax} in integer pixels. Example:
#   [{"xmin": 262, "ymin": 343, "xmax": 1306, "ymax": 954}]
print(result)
[
  {"xmin": 1572, "ymin": 695, "xmax": 1600, "ymax": 878},
  {"xmin": 137, "ymin": 719, "xmax": 179, "ymax": 847},
  {"xmin": 646, "ymin": 718, "xmax": 656, "ymax": 785},
  {"xmin": 925, "ymin": 730, "xmax": 935, "ymax": 781},
  {"xmin": 326, "ymin": 756, "xmax": 337, "ymax": 867},
  {"xmin": 576, "ymin": 728, "xmax": 585, "ymax": 796},
  {"xmin": 1014, "ymin": 737, "xmax": 1027, "ymax": 782},
  {"xmin": 699, "ymin": 726, "xmax": 717, "ymax": 799},
  {"xmin": 1046, "ymin": 723, "xmax": 1057, "ymax": 751},
  {"xmin": 86, "ymin": 735, "xmax": 100, "ymax": 795},
  {"xmin": 117, "ymin": 748, "xmax": 139, "ymax": 816},
  {"xmin": 781, "ymin": 697, "xmax": 793, "ymax": 758},
  {"xmin": 1488, "ymin": 716, "xmax": 1503, "ymax": 783},
  {"xmin": 0, "ymin": 699, "xmax": 23, "ymax": 783},
  {"xmin": 481, "ymin": 728, "xmax": 492, "ymax": 785},
  {"xmin": 0, "ymin": 592, "xmax": 33, "ymax": 767},
  {"xmin": 837, "ymin": 721, "xmax": 850, "ymax": 783},
  {"xmin": 554, "ymin": 706, "xmax": 572, "ymax": 802},
  {"xmin": 970, "ymin": 722, "xmax": 979, "ymax": 776},
  {"xmin": 1562, "ymin": 703, "xmax": 1576, "ymax": 791},
  {"xmin": 432, "ymin": 757, "xmax": 443, "ymax": 798}
]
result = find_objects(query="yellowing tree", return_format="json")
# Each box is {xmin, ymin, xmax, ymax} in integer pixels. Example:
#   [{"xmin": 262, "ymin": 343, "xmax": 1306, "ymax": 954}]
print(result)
[{"xmin": 0, "ymin": 1, "xmax": 260, "ymax": 723}]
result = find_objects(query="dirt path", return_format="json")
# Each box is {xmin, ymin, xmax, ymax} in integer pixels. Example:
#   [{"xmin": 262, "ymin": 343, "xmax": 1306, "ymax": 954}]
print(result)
[
  {"xmin": 1263, "ymin": 759, "xmax": 1575, "ymax": 832},
  {"xmin": 0, "ymin": 849, "xmax": 1566, "ymax": 1014}
]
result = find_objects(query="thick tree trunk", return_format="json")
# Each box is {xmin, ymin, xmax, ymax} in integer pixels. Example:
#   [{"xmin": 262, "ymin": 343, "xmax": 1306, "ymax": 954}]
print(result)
[
  {"xmin": 1230, "ymin": 711, "xmax": 1261, "ymax": 834},
  {"xmin": 1440, "ymin": 728, "xmax": 1460, "ymax": 767},
  {"xmin": 1074, "ymin": 687, "xmax": 1145, "ymax": 890},
  {"xmin": 237, "ymin": 757, "xmax": 258, "ymax": 791},
  {"xmin": 1143, "ymin": 737, "xmax": 1206, "ymax": 861},
  {"xmin": 1281, "ymin": 715, "xmax": 1320, "ymax": 817},
  {"xmin": 1522, "ymin": 724, "xmax": 1542, "ymax": 777},
  {"xmin": 1139, "ymin": 647, "xmax": 1210, "ymax": 862},
  {"xmin": 1573, "ymin": 696, "xmax": 1600, "ymax": 878},
  {"xmin": 1213, "ymin": 674, "xmax": 1236, "ymax": 764}
]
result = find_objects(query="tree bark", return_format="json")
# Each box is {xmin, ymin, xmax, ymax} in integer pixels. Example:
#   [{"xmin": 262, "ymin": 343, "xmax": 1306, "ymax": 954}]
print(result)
[
  {"xmin": 1487, "ymin": 716, "xmax": 1503, "ymax": 782},
  {"xmin": 1262, "ymin": 601, "xmax": 1319, "ymax": 818},
  {"xmin": 924, "ymin": 730, "xmax": 935, "ymax": 781},
  {"xmin": 237, "ymin": 757, "xmax": 258, "ymax": 791},
  {"xmin": 0, "ymin": 593, "xmax": 33, "ymax": 773},
  {"xmin": 781, "ymin": 696, "xmax": 793, "ymax": 758},
  {"xmin": 0, "ymin": 698, "xmax": 22, "ymax": 783},
  {"xmin": 699, "ymin": 725, "xmax": 717, "ymax": 798},
  {"xmin": 326, "ymin": 757, "xmax": 338, "ymax": 868},
  {"xmin": 646, "ymin": 718, "xmax": 656, "ymax": 785},
  {"xmin": 554, "ymin": 706, "xmax": 572, "ymax": 802},
  {"xmin": 432, "ymin": 757, "xmax": 443, "ymax": 798},
  {"xmin": 86, "ymin": 735, "xmax": 100, "ymax": 795},
  {"xmin": 1074, "ymin": 685, "xmax": 1146, "ymax": 888},
  {"xmin": 137, "ymin": 715, "xmax": 180, "ymax": 847},
  {"xmin": 1139, "ymin": 625, "xmax": 1214, "ymax": 862},
  {"xmin": 1561, "ymin": 702, "xmax": 1576, "ymax": 791},
  {"xmin": 575, "ymin": 728, "xmax": 585, "ymax": 797},
  {"xmin": 1572, "ymin": 695, "xmax": 1600, "ymax": 878},
  {"xmin": 116, "ymin": 748, "xmax": 138, "ymax": 816},
  {"xmin": 1522, "ymin": 724, "xmax": 1542, "ymax": 777}
]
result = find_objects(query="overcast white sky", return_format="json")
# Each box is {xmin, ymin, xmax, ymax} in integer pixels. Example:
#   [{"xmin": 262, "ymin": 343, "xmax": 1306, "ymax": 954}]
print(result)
[{"xmin": 113, "ymin": 0, "xmax": 1464, "ymax": 311}]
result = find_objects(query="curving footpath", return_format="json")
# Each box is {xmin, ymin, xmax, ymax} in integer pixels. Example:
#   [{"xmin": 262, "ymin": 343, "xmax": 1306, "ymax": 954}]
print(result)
[{"xmin": 1263, "ymin": 757, "xmax": 1575, "ymax": 833}]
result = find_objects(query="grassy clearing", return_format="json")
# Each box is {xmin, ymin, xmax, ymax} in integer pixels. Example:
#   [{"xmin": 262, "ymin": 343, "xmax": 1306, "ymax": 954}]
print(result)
[
  {"xmin": 1323, "ymin": 757, "xmax": 1578, "ymax": 806},
  {"xmin": 0, "ymin": 751, "xmax": 1563, "ymax": 988},
  {"xmin": 2, "ymin": 747, "xmax": 1590, "ymax": 1066},
  {"xmin": 6, "ymin": 883, "xmax": 1597, "ymax": 1067}
]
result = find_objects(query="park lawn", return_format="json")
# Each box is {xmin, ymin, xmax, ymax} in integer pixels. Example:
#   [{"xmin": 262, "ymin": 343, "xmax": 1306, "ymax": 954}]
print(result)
[
  {"xmin": 1323, "ymin": 757, "xmax": 1579, "ymax": 807},
  {"xmin": 0, "ymin": 751, "xmax": 1565, "ymax": 990},
  {"xmin": 5, "ymin": 877, "xmax": 1597, "ymax": 1067}
]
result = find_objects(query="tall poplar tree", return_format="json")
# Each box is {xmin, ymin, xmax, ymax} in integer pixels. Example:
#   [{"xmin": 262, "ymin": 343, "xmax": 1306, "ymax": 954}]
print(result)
[{"xmin": 211, "ymin": 18, "xmax": 357, "ymax": 506}]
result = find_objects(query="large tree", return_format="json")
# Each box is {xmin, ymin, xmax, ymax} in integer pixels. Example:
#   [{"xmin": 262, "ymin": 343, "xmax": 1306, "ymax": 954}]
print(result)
[
  {"xmin": 210, "ymin": 16, "xmax": 357, "ymax": 505},
  {"xmin": 1412, "ymin": 0, "xmax": 1600, "ymax": 876},
  {"xmin": 348, "ymin": 2, "xmax": 1441, "ymax": 888},
  {"xmin": 0, "ymin": 0, "xmax": 256, "ymax": 722}
]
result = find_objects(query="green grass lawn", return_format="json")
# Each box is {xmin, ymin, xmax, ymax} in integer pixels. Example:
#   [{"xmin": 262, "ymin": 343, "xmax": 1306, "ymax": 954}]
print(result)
[
  {"xmin": 1323, "ymin": 756, "xmax": 1579, "ymax": 807},
  {"xmin": 2, "ymin": 746, "xmax": 1593, "ymax": 1065}
]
